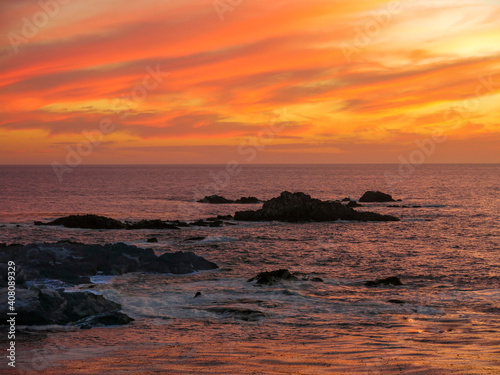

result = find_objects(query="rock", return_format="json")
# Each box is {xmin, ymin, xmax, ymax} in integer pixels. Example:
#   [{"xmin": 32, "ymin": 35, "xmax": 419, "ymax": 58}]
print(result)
[
  {"xmin": 234, "ymin": 197, "xmax": 261, "ymax": 204},
  {"xmin": 347, "ymin": 201, "xmax": 362, "ymax": 207},
  {"xmin": 139, "ymin": 251, "xmax": 218, "ymax": 274},
  {"xmin": 0, "ymin": 242, "xmax": 218, "ymax": 285},
  {"xmin": 35, "ymin": 215, "xmax": 182, "ymax": 230},
  {"xmin": 217, "ymin": 215, "xmax": 233, "ymax": 220},
  {"xmin": 0, "ymin": 287, "xmax": 133, "ymax": 327},
  {"xmin": 198, "ymin": 195, "xmax": 234, "ymax": 204},
  {"xmin": 35, "ymin": 214, "xmax": 126, "ymax": 229},
  {"xmin": 206, "ymin": 306, "xmax": 266, "ymax": 321},
  {"xmin": 146, "ymin": 237, "xmax": 158, "ymax": 243},
  {"xmin": 365, "ymin": 276, "xmax": 403, "ymax": 287},
  {"xmin": 184, "ymin": 236, "xmax": 206, "ymax": 242},
  {"xmin": 194, "ymin": 292, "xmax": 202, "ymax": 298},
  {"xmin": 234, "ymin": 191, "xmax": 399, "ymax": 222},
  {"xmin": 387, "ymin": 299, "xmax": 405, "ymax": 304},
  {"xmin": 248, "ymin": 269, "xmax": 298, "ymax": 285},
  {"xmin": 198, "ymin": 195, "xmax": 262, "ymax": 204},
  {"xmin": 341, "ymin": 197, "xmax": 351, "ymax": 202},
  {"xmin": 0, "ymin": 263, "xmax": 26, "ymax": 287},
  {"xmin": 359, "ymin": 191, "xmax": 396, "ymax": 202}
]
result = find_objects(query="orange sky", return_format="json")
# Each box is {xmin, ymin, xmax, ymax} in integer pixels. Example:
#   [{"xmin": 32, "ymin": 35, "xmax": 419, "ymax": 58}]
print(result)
[{"xmin": 0, "ymin": 0, "xmax": 499, "ymax": 164}]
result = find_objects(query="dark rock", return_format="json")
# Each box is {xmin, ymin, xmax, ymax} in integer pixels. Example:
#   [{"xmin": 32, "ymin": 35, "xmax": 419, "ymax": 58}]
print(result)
[
  {"xmin": 139, "ymin": 251, "xmax": 218, "ymax": 274},
  {"xmin": 146, "ymin": 237, "xmax": 158, "ymax": 243},
  {"xmin": 234, "ymin": 191, "xmax": 398, "ymax": 222},
  {"xmin": 0, "ymin": 242, "xmax": 218, "ymax": 285},
  {"xmin": 341, "ymin": 197, "xmax": 351, "ymax": 202},
  {"xmin": 365, "ymin": 276, "xmax": 403, "ymax": 287},
  {"xmin": 184, "ymin": 236, "xmax": 206, "ymax": 242},
  {"xmin": 248, "ymin": 269, "xmax": 298, "ymax": 285},
  {"xmin": 35, "ymin": 214, "xmax": 126, "ymax": 229},
  {"xmin": 35, "ymin": 215, "xmax": 182, "ymax": 230},
  {"xmin": 0, "ymin": 263, "xmax": 26, "ymax": 287},
  {"xmin": 347, "ymin": 201, "xmax": 362, "ymax": 207},
  {"xmin": 234, "ymin": 197, "xmax": 261, "ymax": 204},
  {"xmin": 192, "ymin": 219, "xmax": 209, "ymax": 227},
  {"xmin": 387, "ymin": 299, "xmax": 405, "ymax": 304},
  {"xmin": 206, "ymin": 306, "xmax": 266, "ymax": 321},
  {"xmin": 359, "ymin": 191, "xmax": 396, "ymax": 202},
  {"xmin": 387, "ymin": 205, "xmax": 400, "ymax": 208},
  {"xmin": 0, "ymin": 287, "xmax": 132, "ymax": 327},
  {"xmin": 198, "ymin": 195, "xmax": 234, "ymax": 204},
  {"xmin": 412, "ymin": 205, "xmax": 422, "ymax": 208},
  {"xmin": 194, "ymin": 292, "xmax": 202, "ymax": 298}
]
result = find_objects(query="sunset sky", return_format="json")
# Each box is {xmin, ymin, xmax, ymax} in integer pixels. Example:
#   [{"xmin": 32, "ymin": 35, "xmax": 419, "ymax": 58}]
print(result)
[{"xmin": 0, "ymin": 0, "xmax": 499, "ymax": 164}]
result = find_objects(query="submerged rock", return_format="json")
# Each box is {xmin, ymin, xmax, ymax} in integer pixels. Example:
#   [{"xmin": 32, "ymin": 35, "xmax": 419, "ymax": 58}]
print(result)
[
  {"xmin": 365, "ymin": 276, "xmax": 403, "ymax": 287},
  {"xmin": 0, "ymin": 287, "xmax": 133, "ymax": 327},
  {"xmin": 0, "ymin": 242, "xmax": 218, "ymax": 285},
  {"xmin": 359, "ymin": 191, "xmax": 396, "ymax": 202},
  {"xmin": 248, "ymin": 269, "xmax": 298, "ymax": 285},
  {"xmin": 234, "ymin": 191, "xmax": 398, "ymax": 222}
]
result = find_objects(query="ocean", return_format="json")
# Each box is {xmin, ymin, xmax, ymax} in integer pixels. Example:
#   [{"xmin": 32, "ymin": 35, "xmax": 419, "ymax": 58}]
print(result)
[{"xmin": 1, "ymin": 164, "xmax": 499, "ymax": 374}]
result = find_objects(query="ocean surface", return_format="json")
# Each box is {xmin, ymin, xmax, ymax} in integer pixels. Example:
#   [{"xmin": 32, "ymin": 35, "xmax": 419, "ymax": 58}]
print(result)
[{"xmin": 1, "ymin": 164, "xmax": 499, "ymax": 374}]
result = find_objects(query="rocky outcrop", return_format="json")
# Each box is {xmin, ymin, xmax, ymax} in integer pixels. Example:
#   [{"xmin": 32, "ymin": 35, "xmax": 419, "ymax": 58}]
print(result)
[
  {"xmin": 234, "ymin": 197, "xmax": 261, "ymax": 204},
  {"xmin": 198, "ymin": 195, "xmax": 262, "ymax": 204},
  {"xmin": 347, "ymin": 200, "xmax": 362, "ymax": 207},
  {"xmin": 138, "ymin": 251, "xmax": 218, "ymax": 274},
  {"xmin": 35, "ymin": 214, "xmax": 126, "ymax": 229},
  {"xmin": 365, "ymin": 276, "xmax": 402, "ymax": 287},
  {"xmin": 0, "ymin": 242, "xmax": 218, "ymax": 285},
  {"xmin": 198, "ymin": 195, "xmax": 234, "ymax": 204},
  {"xmin": 248, "ymin": 269, "xmax": 298, "ymax": 285},
  {"xmin": 35, "ymin": 215, "xmax": 182, "ymax": 230},
  {"xmin": 359, "ymin": 191, "xmax": 396, "ymax": 202},
  {"xmin": 234, "ymin": 191, "xmax": 399, "ymax": 222},
  {"xmin": 0, "ymin": 287, "xmax": 133, "ymax": 327}
]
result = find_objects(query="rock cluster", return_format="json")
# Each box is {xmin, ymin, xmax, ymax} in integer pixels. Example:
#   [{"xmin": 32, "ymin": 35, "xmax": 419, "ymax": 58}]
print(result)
[
  {"xmin": 0, "ymin": 288, "xmax": 132, "ymax": 327},
  {"xmin": 234, "ymin": 191, "xmax": 399, "ymax": 222},
  {"xmin": 0, "ymin": 242, "xmax": 218, "ymax": 285},
  {"xmin": 198, "ymin": 195, "xmax": 262, "ymax": 204}
]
